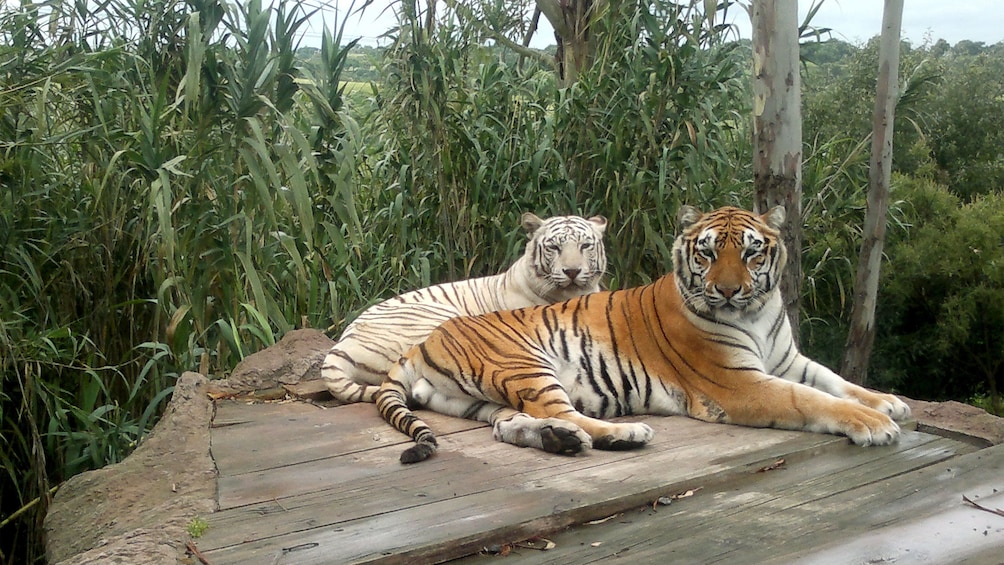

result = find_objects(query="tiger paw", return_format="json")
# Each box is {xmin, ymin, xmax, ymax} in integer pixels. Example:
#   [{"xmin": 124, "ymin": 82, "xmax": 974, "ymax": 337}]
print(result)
[
  {"xmin": 844, "ymin": 409, "xmax": 900, "ymax": 446},
  {"xmin": 540, "ymin": 422, "xmax": 592, "ymax": 455},
  {"xmin": 592, "ymin": 422, "xmax": 654, "ymax": 451},
  {"xmin": 880, "ymin": 395, "xmax": 911, "ymax": 421},
  {"xmin": 493, "ymin": 414, "xmax": 592, "ymax": 454}
]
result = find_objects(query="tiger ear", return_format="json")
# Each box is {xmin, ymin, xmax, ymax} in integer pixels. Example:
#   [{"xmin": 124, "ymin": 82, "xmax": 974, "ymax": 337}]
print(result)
[
  {"xmin": 521, "ymin": 212, "xmax": 544, "ymax": 235},
  {"xmin": 677, "ymin": 206, "xmax": 703, "ymax": 229},
  {"xmin": 761, "ymin": 206, "xmax": 786, "ymax": 230},
  {"xmin": 587, "ymin": 215, "xmax": 608, "ymax": 234}
]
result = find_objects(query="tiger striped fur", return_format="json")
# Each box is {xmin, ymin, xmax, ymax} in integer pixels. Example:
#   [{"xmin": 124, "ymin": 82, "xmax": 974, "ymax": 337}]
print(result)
[
  {"xmin": 322, "ymin": 213, "xmax": 608, "ymax": 403},
  {"xmin": 377, "ymin": 205, "xmax": 911, "ymax": 463}
]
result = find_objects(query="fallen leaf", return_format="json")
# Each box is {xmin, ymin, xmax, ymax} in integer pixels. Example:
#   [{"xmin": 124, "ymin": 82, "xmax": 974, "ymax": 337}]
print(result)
[
  {"xmin": 591, "ymin": 541, "xmax": 603, "ymax": 547},
  {"xmin": 757, "ymin": 458, "xmax": 786, "ymax": 473},
  {"xmin": 653, "ymin": 487, "xmax": 702, "ymax": 509},
  {"xmin": 672, "ymin": 487, "xmax": 702, "ymax": 499}
]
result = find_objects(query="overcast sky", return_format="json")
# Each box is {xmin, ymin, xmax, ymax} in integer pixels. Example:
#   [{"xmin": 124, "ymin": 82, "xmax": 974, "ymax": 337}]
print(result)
[{"xmin": 304, "ymin": 0, "xmax": 1003, "ymax": 48}]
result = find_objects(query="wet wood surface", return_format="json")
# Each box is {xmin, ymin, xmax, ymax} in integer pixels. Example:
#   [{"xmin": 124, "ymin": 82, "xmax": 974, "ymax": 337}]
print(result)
[{"xmin": 195, "ymin": 399, "xmax": 1001, "ymax": 564}]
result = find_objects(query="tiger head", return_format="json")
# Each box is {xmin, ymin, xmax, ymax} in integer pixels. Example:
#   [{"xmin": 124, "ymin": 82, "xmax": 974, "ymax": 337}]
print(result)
[
  {"xmin": 521, "ymin": 212, "xmax": 608, "ymax": 302},
  {"xmin": 673, "ymin": 205, "xmax": 787, "ymax": 317}
]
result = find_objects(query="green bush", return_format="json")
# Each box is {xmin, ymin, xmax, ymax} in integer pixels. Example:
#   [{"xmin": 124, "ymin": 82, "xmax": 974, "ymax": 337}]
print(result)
[{"xmin": 872, "ymin": 177, "xmax": 1004, "ymax": 412}]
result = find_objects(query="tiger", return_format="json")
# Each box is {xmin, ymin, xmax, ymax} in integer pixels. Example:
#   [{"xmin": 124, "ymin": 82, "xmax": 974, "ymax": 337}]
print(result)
[
  {"xmin": 376, "ymin": 205, "xmax": 912, "ymax": 464},
  {"xmin": 321, "ymin": 213, "xmax": 608, "ymax": 404}
]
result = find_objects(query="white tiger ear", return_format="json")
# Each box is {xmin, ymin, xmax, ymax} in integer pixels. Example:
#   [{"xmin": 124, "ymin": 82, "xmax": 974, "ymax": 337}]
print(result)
[
  {"xmin": 588, "ymin": 215, "xmax": 607, "ymax": 234},
  {"xmin": 677, "ymin": 206, "xmax": 703, "ymax": 229},
  {"xmin": 521, "ymin": 212, "xmax": 543, "ymax": 235},
  {"xmin": 762, "ymin": 206, "xmax": 786, "ymax": 229}
]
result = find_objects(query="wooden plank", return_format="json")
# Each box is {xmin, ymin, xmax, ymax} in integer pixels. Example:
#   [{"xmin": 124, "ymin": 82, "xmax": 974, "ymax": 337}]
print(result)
[
  {"xmin": 203, "ymin": 422, "xmax": 743, "ymax": 551},
  {"xmin": 198, "ymin": 399, "xmax": 860, "ymax": 564},
  {"xmin": 464, "ymin": 435, "xmax": 991, "ymax": 564},
  {"xmin": 212, "ymin": 399, "xmax": 308, "ymax": 426},
  {"xmin": 211, "ymin": 401, "xmax": 488, "ymax": 477}
]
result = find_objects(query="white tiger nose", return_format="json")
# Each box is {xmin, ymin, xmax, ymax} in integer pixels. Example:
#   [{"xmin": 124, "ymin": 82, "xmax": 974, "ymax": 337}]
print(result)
[{"xmin": 563, "ymin": 268, "xmax": 581, "ymax": 280}]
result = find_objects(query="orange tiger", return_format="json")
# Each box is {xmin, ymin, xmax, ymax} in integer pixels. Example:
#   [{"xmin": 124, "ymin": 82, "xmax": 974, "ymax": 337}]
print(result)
[{"xmin": 376, "ymin": 206, "xmax": 911, "ymax": 463}]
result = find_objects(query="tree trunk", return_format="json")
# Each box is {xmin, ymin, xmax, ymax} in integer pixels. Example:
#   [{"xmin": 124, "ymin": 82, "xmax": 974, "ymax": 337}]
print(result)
[
  {"xmin": 840, "ymin": 0, "xmax": 903, "ymax": 385},
  {"xmin": 536, "ymin": 0, "xmax": 601, "ymax": 87},
  {"xmin": 752, "ymin": 0, "xmax": 803, "ymax": 339}
]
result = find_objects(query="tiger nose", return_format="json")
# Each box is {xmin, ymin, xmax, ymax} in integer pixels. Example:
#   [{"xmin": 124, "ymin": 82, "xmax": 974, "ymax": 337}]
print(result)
[
  {"xmin": 563, "ymin": 268, "xmax": 581, "ymax": 280},
  {"xmin": 716, "ymin": 284, "xmax": 740, "ymax": 299}
]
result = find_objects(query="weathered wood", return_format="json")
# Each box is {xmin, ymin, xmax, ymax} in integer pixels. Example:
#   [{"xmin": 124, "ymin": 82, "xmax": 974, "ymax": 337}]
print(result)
[
  {"xmin": 458, "ymin": 436, "xmax": 991, "ymax": 564},
  {"xmin": 211, "ymin": 401, "xmax": 487, "ymax": 478},
  {"xmin": 194, "ymin": 401, "xmax": 977, "ymax": 565}
]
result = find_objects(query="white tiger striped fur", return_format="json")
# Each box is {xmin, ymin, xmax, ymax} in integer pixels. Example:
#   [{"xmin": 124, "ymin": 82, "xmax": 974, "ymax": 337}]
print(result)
[{"xmin": 322, "ymin": 213, "xmax": 608, "ymax": 403}]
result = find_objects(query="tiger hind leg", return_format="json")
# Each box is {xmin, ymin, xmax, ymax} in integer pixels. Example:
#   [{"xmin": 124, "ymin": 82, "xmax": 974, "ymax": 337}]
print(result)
[
  {"xmin": 493, "ymin": 410, "xmax": 653, "ymax": 453},
  {"xmin": 478, "ymin": 371, "xmax": 655, "ymax": 453},
  {"xmin": 415, "ymin": 385, "xmax": 593, "ymax": 455},
  {"xmin": 491, "ymin": 412, "xmax": 593, "ymax": 455},
  {"xmin": 322, "ymin": 349, "xmax": 380, "ymax": 403},
  {"xmin": 376, "ymin": 363, "xmax": 439, "ymax": 464}
]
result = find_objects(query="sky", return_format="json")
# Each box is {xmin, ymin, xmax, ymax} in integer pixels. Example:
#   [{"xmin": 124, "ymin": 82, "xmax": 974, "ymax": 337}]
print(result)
[{"xmin": 300, "ymin": 0, "xmax": 1003, "ymax": 49}]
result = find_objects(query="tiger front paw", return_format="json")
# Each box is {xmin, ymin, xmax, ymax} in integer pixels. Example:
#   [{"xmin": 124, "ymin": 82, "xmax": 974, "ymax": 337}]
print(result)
[
  {"xmin": 844, "ymin": 408, "xmax": 901, "ymax": 446},
  {"xmin": 845, "ymin": 388, "xmax": 912, "ymax": 422},
  {"xmin": 880, "ymin": 394, "xmax": 911, "ymax": 421}
]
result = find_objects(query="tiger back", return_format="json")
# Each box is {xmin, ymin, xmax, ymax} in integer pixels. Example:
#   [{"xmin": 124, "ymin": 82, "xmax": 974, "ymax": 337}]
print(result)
[
  {"xmin": 322, "ymin": 213, "xmax": 608, "ymax": 403},
  {"xmin": 377, "ymin": 206, "xmax": 912, "ymax": 463}
]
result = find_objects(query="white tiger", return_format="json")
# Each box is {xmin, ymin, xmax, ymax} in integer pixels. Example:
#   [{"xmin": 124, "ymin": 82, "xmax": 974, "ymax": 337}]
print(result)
[{"xmin": 322, "ymin": 213, "xmax": 608, "ymax": 403}]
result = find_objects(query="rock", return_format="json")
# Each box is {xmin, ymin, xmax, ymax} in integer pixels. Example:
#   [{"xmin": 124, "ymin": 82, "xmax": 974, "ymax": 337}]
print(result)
[
  {"xmin": 904, "ymin": 398, "xmax": 1004, "ymax": 447},
  {"xmin": 206, "ymin": 328, "xmax": 334, "ymax": 397},
  {"xmin": 44, "ymin": 330, "xmax": 338, "ymax": 565},
  {"xmin": 43, "ymin": 372, "xmax": 216, "ymax": 565}
]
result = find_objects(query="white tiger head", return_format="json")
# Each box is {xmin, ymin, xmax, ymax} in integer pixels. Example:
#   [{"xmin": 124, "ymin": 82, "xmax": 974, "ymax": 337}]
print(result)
[
  {"xmin": 521, "ymin": 212, "xmax": 608, "ymax": 302},
  {"xmin": 673, "ymin": 205, "xmax": 787, "ymax": 317}
]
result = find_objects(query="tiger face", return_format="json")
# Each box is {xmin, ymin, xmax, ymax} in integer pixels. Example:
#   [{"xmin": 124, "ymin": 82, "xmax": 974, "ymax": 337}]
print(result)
[
  {"xmin": 673, "ymin": 205, "xmax": 787, "ymax": 316},
  {"xmin": 522, "ymin": 212, "xmax": 607, "ymax": 301}
]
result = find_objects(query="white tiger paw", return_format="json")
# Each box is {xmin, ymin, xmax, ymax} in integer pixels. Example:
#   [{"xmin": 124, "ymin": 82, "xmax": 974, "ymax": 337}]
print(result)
[
  {"xmin": 880, "ymin": 395, "xmax": 912, "ymax": 421},
  {"xmin": 592, "ymin": 422, "xmax": 655, "ymax": 451},
  {"xmin": 493, "ymin": 414, "xmax": 592, "ymax": 455}
]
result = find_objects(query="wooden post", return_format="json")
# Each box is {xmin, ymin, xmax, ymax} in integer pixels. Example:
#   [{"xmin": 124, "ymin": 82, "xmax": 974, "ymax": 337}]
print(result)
[
  {"xmin": 840, "ymin": 0, "xmax": 904, "ymax": 384},
  {"xmin": 752, "ymin": 0, "xmax": 803, "ymax": 338}
]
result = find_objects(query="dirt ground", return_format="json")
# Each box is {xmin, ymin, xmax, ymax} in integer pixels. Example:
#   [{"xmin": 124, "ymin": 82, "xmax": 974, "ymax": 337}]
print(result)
[{"xmin": 42, "ymin": 329, "xmax": 1004, "ymax": 564}]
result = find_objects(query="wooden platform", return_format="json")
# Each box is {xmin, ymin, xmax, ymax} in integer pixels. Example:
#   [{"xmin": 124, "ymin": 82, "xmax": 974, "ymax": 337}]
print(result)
[{"xmin": 195, "ymin": 400, "xmax": 1004, "ymax": 564}]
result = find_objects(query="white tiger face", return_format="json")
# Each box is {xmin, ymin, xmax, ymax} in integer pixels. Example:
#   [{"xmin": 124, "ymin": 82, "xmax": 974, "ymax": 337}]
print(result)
[
  {"xmin": 673, "ymin": 205, "xmax": 786, "ymax": 316},
  {"xmin": 522, "ymin": 213, "xmax": 608, "ymax": 296}
]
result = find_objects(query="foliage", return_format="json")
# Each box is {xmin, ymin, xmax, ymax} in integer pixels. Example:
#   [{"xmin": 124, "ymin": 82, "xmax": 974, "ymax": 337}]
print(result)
[
  {"xmin": 1, "ymin": 1, "xmax": 751, "ymax": 560},
  {"xmin": 800, "ymin": 37, "xmax": 1004, "ymax": 202},
  {"xmin": 1, "ymin": 0, "xmax": 364, "ymax": 561},
  {"xmin": 372, "ymin": 0, "xmax": 750, "ymax": 291},
  {"xmin": 186, "ymin": 516, "xmax": 210, "ymax": 538},
  {"xmin": 872, "ymin": 179, "xmax": 1004, "ymax": 413},
  {"xmin": 3, "ymin": 0, "xmax": 1004, "ymax": 562},
  {"xmin": 796, "ymin": 36, "xmax": 1004, "ymax": 391},
  {"xmin": 924, "ymin": 47, "xmax": 1004, "ymax": 200},
  {"xmin": 547, "ymin": 0, "xmax": 750, "ymax": 287},
  {"xmin": 800, "ymin": 37, "xmax": 943, "ymax": 180}
]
